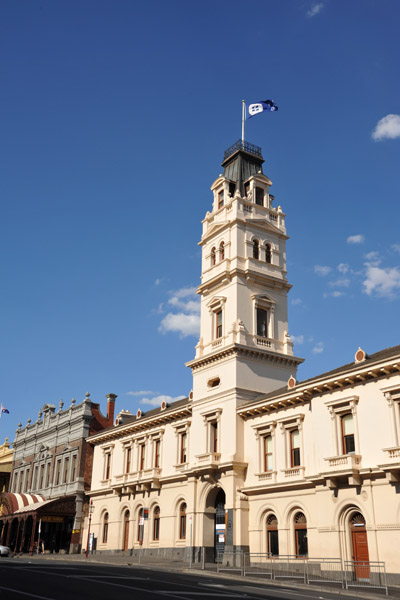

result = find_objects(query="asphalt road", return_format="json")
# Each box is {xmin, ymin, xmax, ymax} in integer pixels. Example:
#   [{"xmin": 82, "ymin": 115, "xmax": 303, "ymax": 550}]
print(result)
[{"xmin": 0, "ymin": 559, "xmax": 373, "ymax": 600}]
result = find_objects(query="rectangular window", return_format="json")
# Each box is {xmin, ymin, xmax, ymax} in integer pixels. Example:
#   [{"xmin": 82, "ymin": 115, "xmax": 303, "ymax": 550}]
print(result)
[
  {"xmin": 55, "ymin": 460, "xmax": 62, "ymax": 485},
  {"xmin": 244, "ymin": 182, "xmax": 250, "ymax": 196},
  {"xmin": 125, "ymin": 447, "xmax": 131, "ymax": 474},
  {"xmin": 228, "ymin": 182, "xmax": 235, "ymax": 197},
  {"xmin": 18, "ymin": 472, "xmax": 23, "ymax": 493},
  {"xmin": 25, "ymin": 468, "xmax": 30, "ymax": 492},
  {"xmin": 153, "ymin": 508, "xmax": 160, "ymax": 541},
  {"xmin": 218, "ymin": 190, "xmax": 224, "ymax": 209},
  {"xmin": 263, "ymin": 435, "xmax": 273, "ymax": 471},
  {"xmin": 290, "ymin": 430, "xmax": 301, "ymax": 467},
  {"xmin": 180, "ymin": 433, "xmax": 187, "ymax": 464},
  {"xmin": 211, "ymin": 422, "xmax": 218, "ymax": 453},
  {"xmin": 39, "ymin": 464, "xmax": 45, "ymax": 488},
  {"xmin": 154, "ymin": 439, "xmax": 161, "ymax": 468},
  {"xmin": 257, "ymin": 308, "xmax": 268, "ymax": 338},
  {"xmin": 139, "ymin": 444, "xmax": 146, "ymax": 471},
  {"xmin": 46, "ymin": 463, "xmax": 51, "ymax": 488},
  {"xmin": 105, "ymin": 453, "xmax": 111, "ymax": 480},
  {"xmin": 216, "ymin": 310, "xmax": 222, "ymax": 338},
  {"xmin": 71, "ymin": 455, "xmax": 77, "ymax": 482},
  {"xmin": 255, "ymin": 187, "xmax": 264, "ymax": 206},
  {"xmin": 342, "ymin": 414, "xmax": 355, "ymax": 454},
  {"xmin": 63, "ymin": 457, "xmax": 69, "ymax": 484}
]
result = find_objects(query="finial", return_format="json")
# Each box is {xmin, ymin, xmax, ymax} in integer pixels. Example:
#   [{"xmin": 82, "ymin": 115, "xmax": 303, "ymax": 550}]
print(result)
[
  {"xmin": 38, "ymin": 410, "xmax": 42, "ymax": 419},
  {"xmin": 17, "ymin": 422, "xmax": 22, "ymax": 429},
  {"xmin": 59, "ymin": 399, "xmax": 64, "ymax": 410},
  {"xmin": 27, "ymin": 418, "xmax": 31, "ymax": 424},
  {"xmin": 85, "ymin": 392, "xmax": 90, "ymax": 398},
  {"xmin": 71, "ymin": 397, "xmax": 76, "ymax": 406}
]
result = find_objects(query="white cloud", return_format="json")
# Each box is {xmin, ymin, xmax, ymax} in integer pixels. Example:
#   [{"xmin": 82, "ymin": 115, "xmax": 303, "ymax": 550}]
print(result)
[
  {"xmin": 291, "ymin": 298, "xmax": 302, "ymax": 306},
  {"xmin": 312, "ymin": 342, "xmax": 324, "ymax": 354},
  {"xmin": 329, "ymin": 278, "xmax": 350, "ymax": 288},
  {"xmin": 291, "ymin": 335, "xmax": 304, "ymax": 344},
  {"xmin": 363, "ymin": 264, "xmax": 400, "ymax": 298},
  {"xmin": 158, "ymin": 286, "xmax": 201, "ymax": 337},
  {"xmin": 140, "ymin": 394, "xmax": 186, "ymax": 407},
  {"xmin": 347, "ymin": 234, "xmax": 365, "ymax": 245},
  {"xmin": 372, "ymin": 114, "xmax": 400, "ymax": 141},
  {"xmin": 126, "ymin": 390, "xmax": 154, "ymax": 396},
  {"xmin": 314, "ymin": 265, "xmax": 332, "ymax": 276},
  {"xmin": 159, "ymin": 312, "xmax": 200, "ymax": 337},
  {"xmin": 307, "ymin": 2, "xmax": 324, "ymax": 17},
  {"xmin": 337, "ymin": 263, "xmax": 349, "ymax": 274},
  {"xmin": 391, "ymin": 244, "xmax": 400, "ymax": 254},
  {"xmin": 332, "ymin": 291, "xmax": 344, "ymax": 297}
]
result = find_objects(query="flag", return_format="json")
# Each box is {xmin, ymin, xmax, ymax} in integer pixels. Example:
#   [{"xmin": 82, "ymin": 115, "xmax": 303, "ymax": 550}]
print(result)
[
  {"xmin": 248, "ymin": 99, "xmax": 278, "ymax": 118},
  {"xmin": 1, "ymin": 404, "xmax": 9, "ymax": 414}
]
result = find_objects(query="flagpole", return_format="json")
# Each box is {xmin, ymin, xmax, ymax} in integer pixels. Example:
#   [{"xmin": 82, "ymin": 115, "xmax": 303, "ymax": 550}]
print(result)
[{"xmin": 241, "ymin": 100, "xmax": 245, "ymax": 143}]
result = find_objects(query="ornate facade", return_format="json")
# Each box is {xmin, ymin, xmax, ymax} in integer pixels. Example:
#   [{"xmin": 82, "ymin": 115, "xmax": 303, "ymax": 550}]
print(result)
[{"xmin": 81, "ymin": 140, "xmax": 399, "ymax": 581}]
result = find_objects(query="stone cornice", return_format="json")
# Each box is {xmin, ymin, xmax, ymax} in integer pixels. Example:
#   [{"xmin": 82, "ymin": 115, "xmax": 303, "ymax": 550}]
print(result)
[
  {"xmin": 186, "ymin": 343, "xmax": 303, "ymax": 372},
  {"xmin": 197, "ymin": 267, "xmax": 291, "ymax": 296}
]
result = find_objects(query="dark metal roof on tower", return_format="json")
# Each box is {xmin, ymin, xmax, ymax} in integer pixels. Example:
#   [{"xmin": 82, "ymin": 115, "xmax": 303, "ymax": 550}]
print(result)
[{"xmin": 222, "ymin": 140, "xmax": 264, "ymax": 196}]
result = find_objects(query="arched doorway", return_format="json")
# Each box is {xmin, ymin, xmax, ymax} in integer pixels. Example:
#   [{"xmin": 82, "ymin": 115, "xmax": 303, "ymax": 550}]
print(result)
[
  {"xmin": 266, "ymin": 514, "xmax": 279, "ymax": 556},
  {"xmin": 294, "ymin": 512, "xmax": 308, "ymax": 557},
  {"xmin": 122, "ymin": 510, "xmax": 130, "ymax": 551},
  {"xmin": 203, "ymin": 487, "xmax": 226, "ymax": 562},
  {"xmin": 350, "ymin": 512, "xmax": 370, "ymax": 579},
  {"xmin": 214, "ymin": 489, "xmax": 226, "ymax": 559}
]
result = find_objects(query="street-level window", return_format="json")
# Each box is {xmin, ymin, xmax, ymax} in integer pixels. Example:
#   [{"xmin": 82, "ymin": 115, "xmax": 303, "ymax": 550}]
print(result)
[
  {"xmin": 257, "ymin": 308, "xmax": 268, "ymax": 338},
  {"xmin": 294, "ymin": 512, "xmax": 308, "ymax": 557},
  {"xmin": 153, "ymin": 506, "xmax": 160, "ymax": 541},
  {"xmin": 341, "ymin": 413, "xmax": 355, "ymax": 454},
  {"xmin": 102, "ymin": 512, "xmax": 109, "ymax": 544},
  {"xmin": 263, "ymin": 435, "xmax": 273, "ymax": 471},
  {"xmin": 290, "ymin": 430, "xmax": 301, "ymax": 467},
  {"xmin": 179, "ymin": 503, "xmax": 187, "ymax": 539},
  {"xmin": 137, "ymin": 507, "xmax": 144, "ymax": 542}
]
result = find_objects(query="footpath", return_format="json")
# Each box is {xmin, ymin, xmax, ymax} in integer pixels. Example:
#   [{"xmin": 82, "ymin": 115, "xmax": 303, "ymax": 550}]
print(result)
[{"xmin": 12, "ymin": 551, "xmax": 400, "ymax": 600}]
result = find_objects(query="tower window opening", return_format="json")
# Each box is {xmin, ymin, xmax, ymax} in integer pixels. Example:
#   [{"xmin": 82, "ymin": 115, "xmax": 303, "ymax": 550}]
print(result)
[
  {"xmin": 253, "ymin": 239, "xmax": 260, "ymax": 260},
  {"xmin": 208, "ymin": 377, "xmax": 220, "ymax": 388},
  {"xmin": 218, "ymin": 190, "xmax": 224, "ymax": 209},
  {"xmin": 211, "ymin": 421, "xmax": 218, "ymax": 453},
  {"xmin": 257, "ymin": 308, "xmax": 268, "ymax": 338},
  {"xmin": 211, "ymin": 247, "xmax": 216, "ymax": 266},
  {"xmin": 265, "ymin": 244, "xmax": 272, "ymax": 264},
  {"xmin": 229, "ymin": 182, "xmax": 235, "ymax": 197},
  {"xmin": 244, "ymin": 182, "xmax": 250, "ymax": 196},
  {"xmin": 256, "ymin": 187, "xmax": 264, "ymax": 206},
  {"xmin": 219, "ymin": 242, "xmax": 225, "ymax": 261}
]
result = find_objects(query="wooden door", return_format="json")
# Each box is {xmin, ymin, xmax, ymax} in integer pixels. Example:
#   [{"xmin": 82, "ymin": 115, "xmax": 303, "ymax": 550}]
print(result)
[{"xmin": 352, "ymin": 529, "xmax": 370, "ymax": 579}]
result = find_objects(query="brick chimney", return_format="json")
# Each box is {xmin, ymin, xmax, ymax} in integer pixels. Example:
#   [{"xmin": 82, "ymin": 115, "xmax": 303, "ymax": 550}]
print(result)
[{"xmin": 105, "ymin": 393, "xmax": 117, "ymax": 425}]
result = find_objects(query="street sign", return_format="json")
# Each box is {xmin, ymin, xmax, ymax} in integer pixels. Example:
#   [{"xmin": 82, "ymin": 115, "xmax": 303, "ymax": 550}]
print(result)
[{"xmin": 139, "ymin": 517, "xmax": 144, "ymax": 526}]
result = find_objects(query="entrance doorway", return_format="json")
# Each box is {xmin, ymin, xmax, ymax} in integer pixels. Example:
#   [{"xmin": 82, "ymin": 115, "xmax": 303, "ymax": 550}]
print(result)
[
  {"xmin": 350, "ymin": 512, "xmax": 370, "ymax": 579},
  {"xmin": 214, "ymin": 489, "xmax": 226, "ymax": 560}
]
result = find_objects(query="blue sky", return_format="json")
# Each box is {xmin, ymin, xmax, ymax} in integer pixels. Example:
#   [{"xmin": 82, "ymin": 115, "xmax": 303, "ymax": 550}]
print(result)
[{"xmin": 1, "ymin": 0, "xmax": 399, "ymax": 442}]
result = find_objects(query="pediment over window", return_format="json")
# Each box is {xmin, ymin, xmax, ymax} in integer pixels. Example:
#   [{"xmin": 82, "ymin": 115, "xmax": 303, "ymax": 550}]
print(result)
[{"xmin": 251, "ymin": 293, "xmax": 276, "ymax": 306}]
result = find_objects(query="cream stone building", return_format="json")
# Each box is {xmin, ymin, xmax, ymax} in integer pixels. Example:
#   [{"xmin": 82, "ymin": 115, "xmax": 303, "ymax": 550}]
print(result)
[{"xmin": 84, "ymin": 140, "xmax": 400, "ymax": 581}]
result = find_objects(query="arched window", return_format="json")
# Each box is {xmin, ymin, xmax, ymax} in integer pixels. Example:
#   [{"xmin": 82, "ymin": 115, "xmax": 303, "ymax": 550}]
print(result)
[
  {"xmin": 179, "ymin": 503, "xmax": 187, "ymax": 539},
  {"xmin": 137, "ymin": 507, "xmax": 144, "ymax": 542},
  {"xmin": 267, "ymin": 514, "xmax": 279, "ymax": 556},
  {"xmin": 211, "ymin": 247, "xmax": 216, "ymax": 266},
  {"xmin": 122, "ymin": 510, "xmax": 130, "ymax": 551},
  {"xmin": 265, "ymin": 244, "xmax": 271, "ymax": 264},
  {"xmin": 294, "ymin": 512, "xmax": 308, "ymax": 556},
  {"xmin": 102, "ymin": 512, "xmax": 109, "ymax": 544},
  {"xmin": 153, "ymin": 506, "xmax": 160, "ymax": 541},
  {"xmin": 253, "ymin": 239, "xmax": 259, "ymax": 260},
  {"xmin": 219, "ymin": 242, "xmax": 225, "ymax": 261}
]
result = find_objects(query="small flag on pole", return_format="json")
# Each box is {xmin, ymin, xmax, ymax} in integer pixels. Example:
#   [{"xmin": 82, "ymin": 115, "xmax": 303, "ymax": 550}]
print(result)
[
  {"xmin": 248, "ymin": 99, "xmax": 278, "ymax": 118},
  {"xmin": 1, "ymin": 404, "xmax": 10, "ymax": 415}
]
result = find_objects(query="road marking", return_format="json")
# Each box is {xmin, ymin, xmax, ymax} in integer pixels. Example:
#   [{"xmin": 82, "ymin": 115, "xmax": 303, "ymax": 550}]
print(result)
[
  {"xmin": 0, "ymin": 586, "xmax": 55, "ymax": 600},
  {"xmin": 155, "ymin": 593, "xmax": 245, "ymax": 597},
  {"xmin": 71, "ymin": 575, "xmax": 147, "ymax": 579}
]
